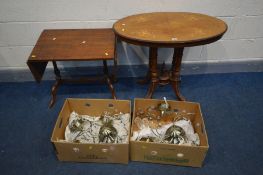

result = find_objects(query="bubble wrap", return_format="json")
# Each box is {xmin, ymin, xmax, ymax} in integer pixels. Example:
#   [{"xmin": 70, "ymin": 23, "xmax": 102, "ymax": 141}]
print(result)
[{"xmin": 64, "ymin": 111, "xmax": 130, "ymax": 143}]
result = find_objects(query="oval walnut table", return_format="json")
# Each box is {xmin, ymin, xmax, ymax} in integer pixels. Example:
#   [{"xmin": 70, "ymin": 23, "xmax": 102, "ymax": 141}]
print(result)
[{"xmin": 113, "ymin": 12, "xmax": 227, "ymax": 100}]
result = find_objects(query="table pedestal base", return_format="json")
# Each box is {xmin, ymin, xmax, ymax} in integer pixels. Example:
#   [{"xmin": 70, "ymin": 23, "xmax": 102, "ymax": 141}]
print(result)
[{"xmin": 144, "ymin": 47, "xmax": 186, "ymax": 101}]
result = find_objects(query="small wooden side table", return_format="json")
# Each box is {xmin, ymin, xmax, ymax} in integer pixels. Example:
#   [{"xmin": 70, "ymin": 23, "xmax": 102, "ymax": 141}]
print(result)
[
  {"xmin": 27, "ymin": 29, "xmax": 117, "ymax": 108},
  {"xmin": 113, "ymin": 12, "xmax": 227, "ymax": 100}
]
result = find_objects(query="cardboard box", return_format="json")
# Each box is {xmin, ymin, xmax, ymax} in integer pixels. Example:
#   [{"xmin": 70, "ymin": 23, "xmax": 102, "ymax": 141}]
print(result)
[
  {"xmin": 51, "ymin": 98, "xmax": 131, "ymax": 164},
  {"xmin": 130, "ymin": 98, "xmax": 209, "ymax": 167}
]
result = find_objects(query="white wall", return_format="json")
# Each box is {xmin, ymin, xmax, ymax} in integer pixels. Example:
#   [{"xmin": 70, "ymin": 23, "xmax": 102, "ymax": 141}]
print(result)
[{"xmin": 0, "ymin": 0, "xmax": 263, "ymax": 68}]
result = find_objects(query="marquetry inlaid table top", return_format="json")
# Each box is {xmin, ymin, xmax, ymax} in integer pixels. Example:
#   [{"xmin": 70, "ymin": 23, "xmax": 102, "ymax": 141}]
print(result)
[{"xmin": 113, "ymin": 12, "xmax": 227, "ymax": 47}]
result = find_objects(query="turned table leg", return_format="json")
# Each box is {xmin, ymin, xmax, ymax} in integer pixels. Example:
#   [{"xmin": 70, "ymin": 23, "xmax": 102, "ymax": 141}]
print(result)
[
  {"xmin": 49, "ymin": 61, "xmax": 61, "ymax": 108},
  {"xmin": 170, "ymin": 48, "xmax": 186, "ymax": 101},
  {"xmin": 145, "ymin": 47, "xmax": 158, "ymax": 98},
  {"xmin": 103, "ymin": 60, "xmax": 117, "ymax": 99}
]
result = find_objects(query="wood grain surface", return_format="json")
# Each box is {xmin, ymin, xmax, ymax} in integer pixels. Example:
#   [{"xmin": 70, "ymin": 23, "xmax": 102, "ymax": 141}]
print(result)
[
  {"xmin": 113, "ymin": 12, "xmax": 227, "ymax": 45},
  {"xmin": 29, "ymin": 29, "xmax": 115, "ymax": 61}
]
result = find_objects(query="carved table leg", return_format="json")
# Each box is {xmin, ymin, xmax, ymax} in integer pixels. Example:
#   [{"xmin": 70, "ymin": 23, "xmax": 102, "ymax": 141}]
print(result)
[
  {"xmin": 49, "ymin": 61, "xmax": 61, "ymax": 108},
  {"xmin": 49, "ymin": 79, "xmax": 61, "ymax": 108},
  {"xmin": 145, "ymin": 47, "xmax": 158, "ymax": 98},
  {"xmin": 170, "ymin": 48, "xmax": 186, "ymax": 101},
  {"xmin": 103, "ymin": 60, "xmax": 117, "ymax": 99}
]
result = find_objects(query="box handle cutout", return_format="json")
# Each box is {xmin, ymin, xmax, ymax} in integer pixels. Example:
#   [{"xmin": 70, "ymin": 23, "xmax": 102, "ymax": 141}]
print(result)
[
  {"xmin": 102, "ymin": 148, "xmax": 108, "ymax": 153},
  {"xmin": 58, "ymin": 118, "xmax": 63, "ymax": 128},
  {"xmin": 72, "ymin": 147, "xmax": 80, "ymax": 153},
  {"xmin": 151, "ymin": 151, "xmax": 158, "ymax": 156},
  {"xmin": 177, "ymin": 153, "xmax": 184, "ymax": 158},
  {"xmin": 108, "ymin": 103, "xmax": 114, "ymax": 108},
  {"xmin": 85, "ymin": 103, "xmax": 91, "ymax": 107}
]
